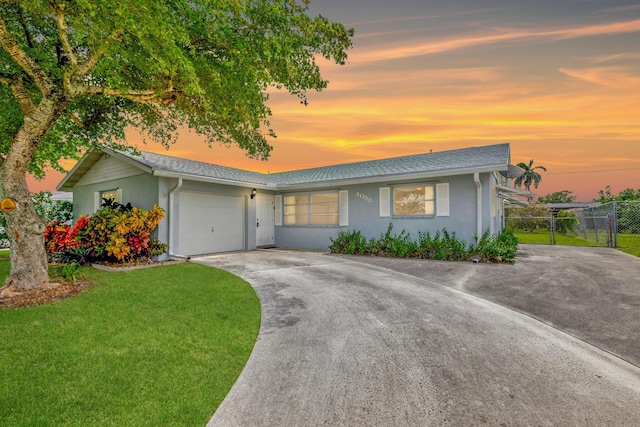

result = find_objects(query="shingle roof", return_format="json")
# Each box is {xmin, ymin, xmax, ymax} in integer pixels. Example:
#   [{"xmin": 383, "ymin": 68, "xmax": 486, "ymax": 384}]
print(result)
[
  {"xmin": 59, "ymin": 143, "xmax": 511, "ymax": 190},
  {"xmin": 128, "ymin": 151, "xmax": 270, "ymax": 185},
  {"xmin": 271, "ymin": 143, "xmax": 510, "ymax": 186}
]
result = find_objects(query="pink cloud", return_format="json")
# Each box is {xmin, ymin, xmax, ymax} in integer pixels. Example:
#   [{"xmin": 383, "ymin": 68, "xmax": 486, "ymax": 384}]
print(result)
[{"xmin": 355, "ymin": 19, "xmax": 640, "ymax": 63}]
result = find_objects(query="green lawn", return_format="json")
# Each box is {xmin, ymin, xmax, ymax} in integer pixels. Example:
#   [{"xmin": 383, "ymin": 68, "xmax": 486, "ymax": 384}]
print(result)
[
  {"xmin": 512, "ymin": 230, "xmax": 602, "ymax": 246},
  {"xmin": 0, "ymin": 260, "xmax": 260, "ymax": 426},
  {"xmin": 616, "ymin": 233, "xmax": 640, "ymax": 257},
  {"xmin": 512, "ymin": 229, "xmax": 640, "ymax": 257}
]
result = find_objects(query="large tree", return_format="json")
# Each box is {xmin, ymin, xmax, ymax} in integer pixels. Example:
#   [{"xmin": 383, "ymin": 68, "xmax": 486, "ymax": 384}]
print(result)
[
  {"xmin": 514, "ymin": 159, "xmax": 547, "ymax": 193},
  {"xmin": 0, "ymin": 0, "xmax": 353, "ymax": 291}
]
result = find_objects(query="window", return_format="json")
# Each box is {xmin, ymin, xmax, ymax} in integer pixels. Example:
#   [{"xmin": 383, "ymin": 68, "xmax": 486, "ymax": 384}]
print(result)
[
  {"xmin": 94, "ymin": 188, "xmax": 122, "ymax": 211},
  {"xmin": 101, "ymin": 189, "xmax": 118, "ymax": 202},
  {"xmin": 284, "ymin": 192, "xmax": 339, "ymax": 225},
  {"xmin": 393, "ymin": 185, "xmax": 435, "ymax": 216}
]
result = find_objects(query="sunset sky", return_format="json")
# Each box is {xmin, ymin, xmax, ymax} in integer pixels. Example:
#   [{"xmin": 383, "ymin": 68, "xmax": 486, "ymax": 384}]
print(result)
[{"xmin": 31, "ymin": 0, "xmax": 640, "ymax": 202}]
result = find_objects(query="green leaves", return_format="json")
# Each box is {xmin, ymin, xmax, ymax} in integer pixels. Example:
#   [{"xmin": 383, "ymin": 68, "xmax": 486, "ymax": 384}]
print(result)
[
  {"xmin": 1, "ymin": 0, "xmax": 354, "ymax": 169},
  {"xmin": 515, "ymin": 159, "xmax": 547, "ymax": 193}
]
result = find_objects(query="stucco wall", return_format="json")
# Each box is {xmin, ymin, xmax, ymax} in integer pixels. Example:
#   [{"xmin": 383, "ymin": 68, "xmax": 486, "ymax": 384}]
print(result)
[
  {"xmin": 71, "ymin": 164, "xmax": 503, "ymax": 255},
  {"xmin": 275, "ymin": 173, "xmax": 497, "ymax": 251},
  {"xmin": 72, "ymin": 173, "xmax": 159, "ymax": 219}
]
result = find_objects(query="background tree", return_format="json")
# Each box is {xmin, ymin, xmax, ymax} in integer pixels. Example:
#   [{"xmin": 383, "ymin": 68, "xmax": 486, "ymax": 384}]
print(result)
[
  {"xmin": 514, "ymin": 159, "xmax": 547, "ymax": 193},
  {"xmin": 595, "ymin": 185, "xmax": 640, "ymax": 203},
  {"xmin": 0, "ymin": 0, "xmax": 353, "ymax": 291},
  {"xmin": 594, "ymin": 186, "xmax": 640, "ymax": 234},
  {"xmin": 538, "ymin": 190, "xmax": 576, "ymax": 204}
]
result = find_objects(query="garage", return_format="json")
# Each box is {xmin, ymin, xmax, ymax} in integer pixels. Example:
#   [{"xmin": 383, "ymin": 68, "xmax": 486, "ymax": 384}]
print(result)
[{"xmin": 178, "ymin": 192, "xmax": 245, "ymax": 255}]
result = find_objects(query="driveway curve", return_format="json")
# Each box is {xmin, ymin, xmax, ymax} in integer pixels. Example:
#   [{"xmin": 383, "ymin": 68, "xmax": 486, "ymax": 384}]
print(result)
[{"xmin": 196, "ymin": 249, "xmax": 640, "ymax": 426}]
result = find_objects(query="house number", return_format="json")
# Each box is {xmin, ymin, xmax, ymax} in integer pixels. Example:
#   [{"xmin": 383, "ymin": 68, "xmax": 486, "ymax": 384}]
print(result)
[{"xmin": 355, "ymin": 192, "xmax": 372, "ymax": 203}]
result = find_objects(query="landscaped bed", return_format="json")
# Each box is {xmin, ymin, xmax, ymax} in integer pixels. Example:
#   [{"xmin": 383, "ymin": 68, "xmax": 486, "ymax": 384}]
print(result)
[
  {"xmin": 330, "ymin": 224, "xmax": 519, "ymax": 263},
  {"xmin": 0, "ymin": 255, "xmax": 260, "ymax": 426}
]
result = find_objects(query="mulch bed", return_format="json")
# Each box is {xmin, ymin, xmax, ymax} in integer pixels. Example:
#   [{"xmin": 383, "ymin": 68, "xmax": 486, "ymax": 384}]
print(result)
[{"xmin": 0, "ymin": 280, "xmax": 91, "ymax": 309}]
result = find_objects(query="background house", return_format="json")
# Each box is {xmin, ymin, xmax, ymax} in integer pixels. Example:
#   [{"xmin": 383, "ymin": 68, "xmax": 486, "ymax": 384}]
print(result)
[{"xmin": 57, "ymin": 143, "xmax": 524, "ymax": 258}]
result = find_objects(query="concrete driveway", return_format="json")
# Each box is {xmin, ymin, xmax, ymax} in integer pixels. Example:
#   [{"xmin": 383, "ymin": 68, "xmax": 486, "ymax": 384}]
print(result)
[{"xmin": 196, "ymin": 246, "xmax": 640, "ymax": 426}]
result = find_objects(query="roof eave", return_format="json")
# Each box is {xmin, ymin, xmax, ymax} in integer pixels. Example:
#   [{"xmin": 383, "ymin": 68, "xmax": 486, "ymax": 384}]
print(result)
[
  {"xmin": 151, "ymin": 170, "xmax": 274, "ymax": 190},
  {"xmin": 494, "ymin": 184, "xmax": 534, "ymax": 198},
  {"xmin": 56, "ymin": 150, "xmax": 102, "ymax": 191},
  {"xmin": 274, "ymin": 164, "xmax": 508, "ymax": 190}
]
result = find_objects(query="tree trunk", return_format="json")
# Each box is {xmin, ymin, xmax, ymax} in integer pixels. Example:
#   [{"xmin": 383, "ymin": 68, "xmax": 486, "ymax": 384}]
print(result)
[{"xmin": 1, "ymin": 95, "xmax": 66, "ymax": 291}]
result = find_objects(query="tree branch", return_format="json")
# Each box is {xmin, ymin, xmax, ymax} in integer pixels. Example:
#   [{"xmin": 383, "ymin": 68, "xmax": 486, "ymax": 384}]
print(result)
[
  {"xmin": 54, "ymin": 4, "xmax": 77, "ymax": 66},
  {"xmin": 0, "ymin": 71, "xmax": 36, "ymax": 115},
  {"xmin": 18, "ymin": 8, "xmax": 34, "ymax": 49},
  {"xmin": 71, "ymin": 30, "xmax": 122, "ymax": 84},
  {"xmin": 66, "ymin": 110, "xmax": 85, "ymax": 128},
  {"xmin": 8, "ymin": 74, "xmax": 35, "ymax": 115},
  {"xmin": 0, "ymin": 15, "xmax": 54, "ymax": 97},
  {"xmin": 74, "ymin": 83, "xmax": 177, "ymax": 105}
]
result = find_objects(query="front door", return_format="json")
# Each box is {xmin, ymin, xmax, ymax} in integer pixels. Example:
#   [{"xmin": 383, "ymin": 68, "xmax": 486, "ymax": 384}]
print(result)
[{"xmin": 256, "ymin": 194, "xmax": 275, "ymax": 247}]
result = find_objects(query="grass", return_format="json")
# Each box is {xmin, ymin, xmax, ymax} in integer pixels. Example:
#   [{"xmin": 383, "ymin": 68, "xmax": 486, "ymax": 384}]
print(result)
[
  {"xmin": 512, "ymin": 229, "xmax": 640, "ymax": 257},
  {"xmin": 616, "ymin": 234, "xmax": 640, "ymax": 257},
  {"xmin": 0, "ymin": 260, "xmax": 260, "ymax": 426},
  {"xmin": 512, "ymin": 229, "xmax": 602, "ymax": 246}
]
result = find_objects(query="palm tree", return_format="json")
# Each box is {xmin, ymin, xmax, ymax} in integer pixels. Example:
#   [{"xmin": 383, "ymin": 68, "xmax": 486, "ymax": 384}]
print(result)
[{"xmin": 514, "ymin": 159, "xmax": 547, "ymax": 192}]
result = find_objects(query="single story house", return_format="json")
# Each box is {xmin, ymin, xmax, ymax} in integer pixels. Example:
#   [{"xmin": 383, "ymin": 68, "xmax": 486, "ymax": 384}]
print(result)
[{"xmin": 57, "ymin": 142, "xmax": 527, "ymax": 258}]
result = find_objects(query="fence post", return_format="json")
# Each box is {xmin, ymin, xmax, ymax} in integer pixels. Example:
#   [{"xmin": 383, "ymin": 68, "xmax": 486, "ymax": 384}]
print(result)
[
  {"xmin": 607, "ymin": 213, "xmax": 613, "ymax": 247},
  {"xmin": 612, "ymin": 201, "xmax": 618, "ymax": 247},
  {"xmin": 592, "ymin": 207, "xmax": 599, "ymax": 243},
  {"xmin": 549, "ymin": 215, "xmax": 555, "ymax": 245}
]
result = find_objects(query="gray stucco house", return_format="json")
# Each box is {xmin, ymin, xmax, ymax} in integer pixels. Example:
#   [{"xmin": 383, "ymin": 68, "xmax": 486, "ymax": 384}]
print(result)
[{"xmin": 57, "ymin": 143, "xmax": 526, "ymax": 258}]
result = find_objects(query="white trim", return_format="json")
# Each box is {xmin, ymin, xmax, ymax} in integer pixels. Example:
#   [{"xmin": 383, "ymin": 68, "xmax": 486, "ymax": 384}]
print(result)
[
  {"xmin": 168, "ymin": 178, "xmax": 184, "ymax": 258},
  {"xmin": 379, "ymin": 187, "xmax": 390, "ymax": 217},
  {"xmin": 93, "ymin": 191, "xmax": 100, "ymax": 212},
  {"xmin": 474, "ymin": 173, "xmax": 483, "ymax": 239},
  {"xmin": 339, "ymin": 190, "xmax": 349, "ymax": 226},
  {"xmin": 494, "ymin": 184, "xmax": 533, "ymax": 198},
  {"xmin": 436, "ymin": 183, "xmax": 450, "ymax": 217},
  {"xmin": 116, "ymin": 188, "xmax": 123, "ymax": 203},
  {"xmin": 274, "ymin": 195, "xmax": 283, "ymax": 226},
  {"xmin": 152, "ymin": 170, "xmax": 272, "ymax": 190},
  {"xmin": 275, "ymin": 164, "xmax": 508, "ymax": 191}
]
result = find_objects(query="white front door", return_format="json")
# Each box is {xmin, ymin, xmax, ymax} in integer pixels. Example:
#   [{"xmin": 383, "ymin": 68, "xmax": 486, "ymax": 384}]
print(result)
[{"xmin": 256, "ymin": 194, "xmax": 275, "ymax": 247}]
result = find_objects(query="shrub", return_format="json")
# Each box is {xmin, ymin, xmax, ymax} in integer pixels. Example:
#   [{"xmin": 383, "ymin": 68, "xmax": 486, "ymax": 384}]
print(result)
[
  {"xmin": 33, "ymin": 191, "xmax": 74, "ymax": 224},
  {"xmin": 44, "ymin": 201, "xmax": 168, "ymax": 264},
  {"xmin": 329, "ymin": 230, "xmax": 369, "ymax": 255},
  {"xmin": 372, "ymin": 223, "xmax": 416, "ymax": 257},
  {"xmin": 473, "ymin": 229, "xmax": 518, "ymax": 263},
  {"xmin": 555, "ymin": 209, "xmax": 578, "ymax": 234},
  {"xmin": 505, "ymin": 204, "xmax": 551, "ymax": 232},
  {"xmin": 329, "ymin": 224, "xmax": 516, "ymax": 263},
  {"xmin": 416, "ymin": 229, "xmax": 473, "ymax": 261}
]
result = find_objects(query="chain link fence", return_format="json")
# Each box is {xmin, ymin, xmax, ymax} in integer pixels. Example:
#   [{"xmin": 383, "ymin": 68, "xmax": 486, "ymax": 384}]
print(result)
[
  {"xmin": 505, "ymin": 215, "xmax": 556, "ymax": 245},
  {"xmin": 574, "ymin": 201, "xmax": 640, "ymax": 249},
  {"xmin": 506, "ymin": 201, "xmax": 640, "ymax": 251}
]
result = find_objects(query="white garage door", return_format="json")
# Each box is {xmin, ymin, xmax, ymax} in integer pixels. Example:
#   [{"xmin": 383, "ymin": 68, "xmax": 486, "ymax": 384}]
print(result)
[{"xmin": 178, "ymin": 192, "xmax": 244, "ymax": 255}]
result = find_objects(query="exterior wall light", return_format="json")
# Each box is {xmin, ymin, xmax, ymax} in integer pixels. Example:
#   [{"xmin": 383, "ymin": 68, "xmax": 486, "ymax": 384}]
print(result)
[{"xmin": 251, "ymin": 189, "xmax": 257, "ymax": 199}]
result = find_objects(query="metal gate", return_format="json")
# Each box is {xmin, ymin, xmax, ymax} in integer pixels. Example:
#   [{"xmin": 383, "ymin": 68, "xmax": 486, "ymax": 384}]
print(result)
[
  {"xmin": 573, "ymin": 201, "xmax": 640, "ymax": 250},
  {"xmin": 506, "ymin": 201, "xmax": 640, "ymax": 251}
]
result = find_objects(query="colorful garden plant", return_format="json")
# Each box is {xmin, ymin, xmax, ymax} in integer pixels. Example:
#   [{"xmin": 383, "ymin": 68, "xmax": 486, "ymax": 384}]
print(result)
[{"xmin": 44, "ymin": 200, "xmax": 168, "ymax": 265}]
